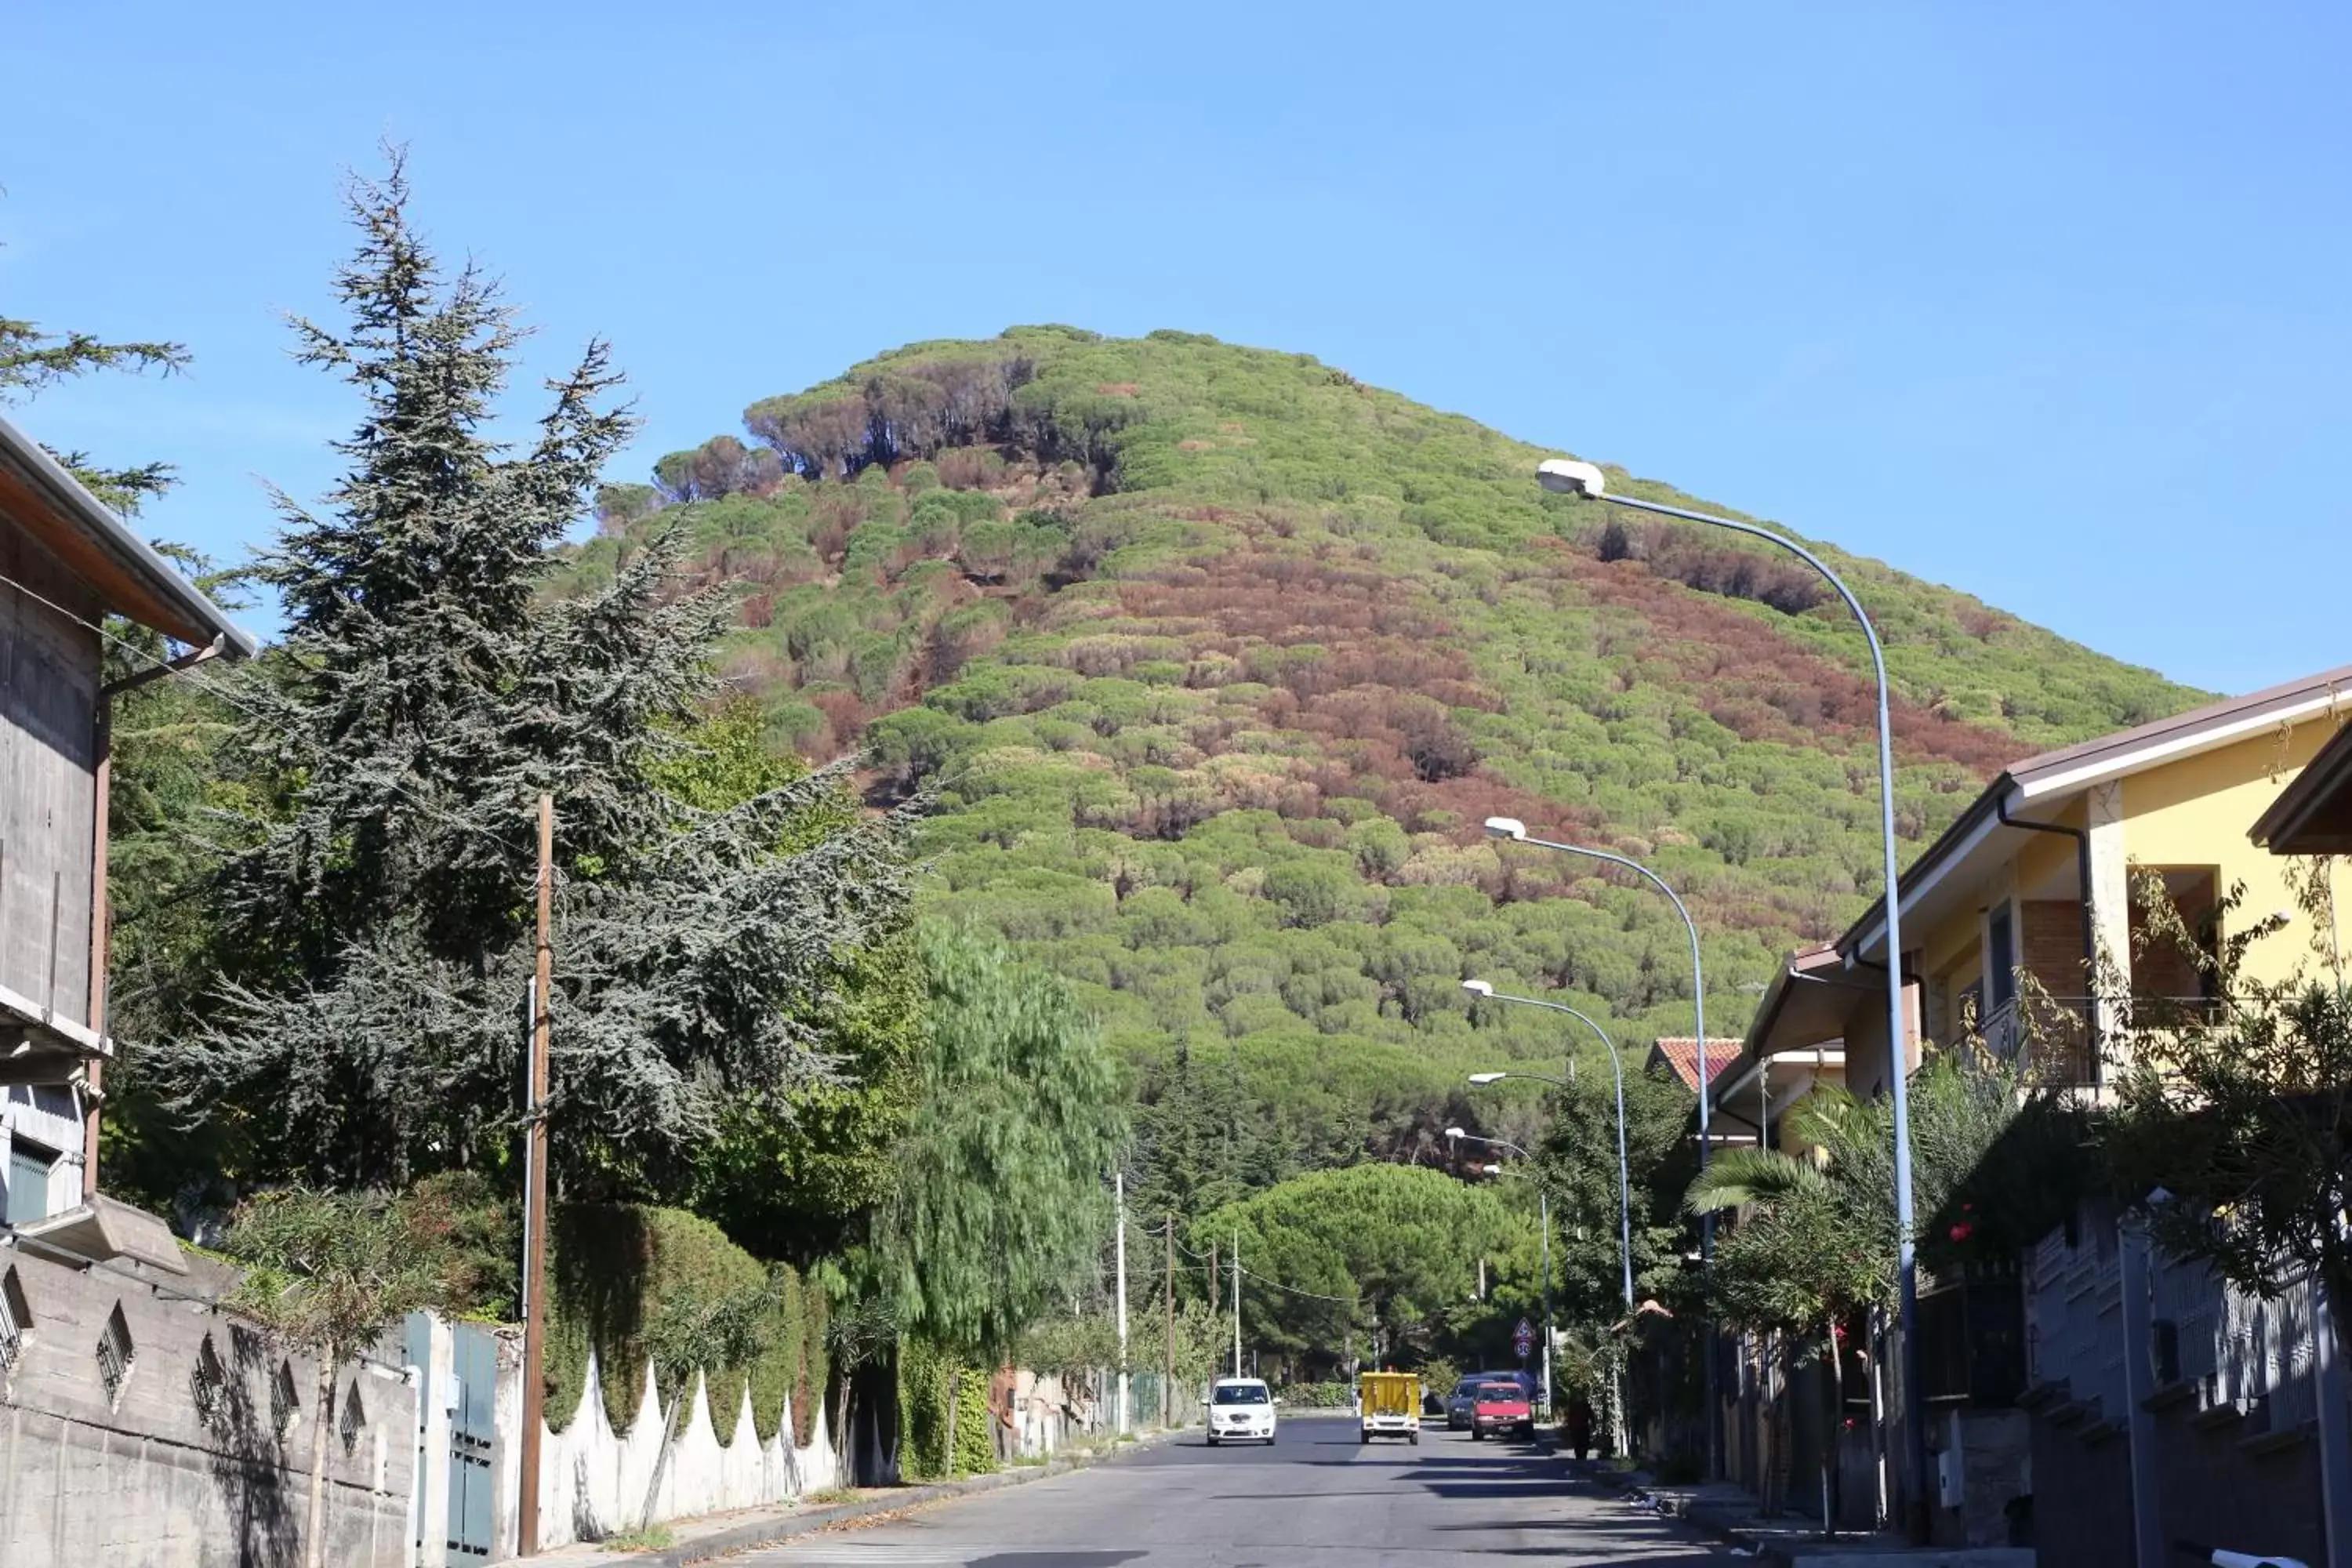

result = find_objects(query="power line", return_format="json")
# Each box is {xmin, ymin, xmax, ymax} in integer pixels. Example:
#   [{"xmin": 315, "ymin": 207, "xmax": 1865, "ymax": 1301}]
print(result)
[{"xmin": 1237, "ymin": 1265, "xmax": 1358, "ymax": 1306}]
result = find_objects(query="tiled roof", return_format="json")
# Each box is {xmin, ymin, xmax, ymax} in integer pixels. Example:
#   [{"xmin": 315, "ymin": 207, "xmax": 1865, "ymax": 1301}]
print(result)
[{"xmin": 1649, "ymin": 1037, "xmax": 1737, "ymax": 1093}]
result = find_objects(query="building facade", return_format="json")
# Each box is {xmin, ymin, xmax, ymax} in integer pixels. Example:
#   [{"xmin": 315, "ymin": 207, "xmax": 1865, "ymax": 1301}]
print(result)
[{"xmin": 0, "ymin": 413, "xmax": 251, "ymax": 1225}]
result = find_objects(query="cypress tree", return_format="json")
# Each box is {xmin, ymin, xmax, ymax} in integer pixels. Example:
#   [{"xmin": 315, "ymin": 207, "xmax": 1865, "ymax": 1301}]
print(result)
[{"xmin": 151, "ymin": 155, "xmax": 909, "ymax": 1187}]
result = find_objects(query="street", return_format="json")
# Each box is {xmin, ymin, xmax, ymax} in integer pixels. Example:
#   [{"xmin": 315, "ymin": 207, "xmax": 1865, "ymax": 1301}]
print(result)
[{"xmin": 735, "ymin": 1416, "xmax": 1728, "ymax": 1567}]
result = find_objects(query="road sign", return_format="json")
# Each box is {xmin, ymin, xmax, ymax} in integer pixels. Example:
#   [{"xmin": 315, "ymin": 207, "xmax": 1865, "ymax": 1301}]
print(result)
[{"xmin": 1512, "ymin": 1318, "xmax": 1535, "ymax": 1357}]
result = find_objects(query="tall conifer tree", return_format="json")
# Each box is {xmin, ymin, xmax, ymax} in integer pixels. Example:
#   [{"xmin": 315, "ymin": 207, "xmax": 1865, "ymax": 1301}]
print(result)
[{"xmin": 152, "ymin": 155, "xmax": 909, "ymax": 1186}]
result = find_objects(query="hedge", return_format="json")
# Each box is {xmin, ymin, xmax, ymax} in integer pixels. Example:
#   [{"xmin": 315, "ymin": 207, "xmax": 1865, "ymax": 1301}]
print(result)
[
  {"xmin": 544, "ymin": 1203, "xmax": 828, "ymax": 1446},
  {"xmin": 898, "ymin": 1338, "xmax": 995, "ymax": 1479}
]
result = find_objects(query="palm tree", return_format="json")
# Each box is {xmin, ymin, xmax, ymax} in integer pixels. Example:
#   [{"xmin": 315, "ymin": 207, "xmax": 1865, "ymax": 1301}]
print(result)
[{"xmin": 1687, "ymin": 1093, "xmax": 1893, "ymax": 1534}]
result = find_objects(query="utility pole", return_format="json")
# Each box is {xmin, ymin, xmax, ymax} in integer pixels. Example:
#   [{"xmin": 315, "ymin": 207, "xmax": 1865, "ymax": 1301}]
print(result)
[
  {"xmin": 517, "ymin": 794, "xmax": 554, "ymax": 1557},
  {"xmin": 1114, "ymin": 1171, "xmax": 1130, "ymax": 1436},
  {"xmin": 1231, "ymin": 1230, "xmax": 1242, "ymax": 1378},
  {"xmin": 1163, "ymin": 1214, "xmax": 1175, "ymax": 1430}
]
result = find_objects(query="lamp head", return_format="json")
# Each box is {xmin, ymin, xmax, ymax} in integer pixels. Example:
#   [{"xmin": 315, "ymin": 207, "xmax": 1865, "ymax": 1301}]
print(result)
[
  {"xmin": 1483, "ymin": 1163, "xmax": 1503, "ymax": 1176},
  {"xmin": 1461, "ymin": 978, "xmax": 1494, "ymax": 997},
  {"xmin": 1483, "ymin": 816, "xmax": 1527, "ymax": 841},
  {"xmin": 1468, "ymin": 1072, "xmax": 1507, "ymax": 1086},
  {"xmin": 1537, "ymin": 458, "xmax": 1607, "ymax": 498},
  {"xmin": 1444, "ymin": 1126, "xmax": 1466, "ymax": 1140}
]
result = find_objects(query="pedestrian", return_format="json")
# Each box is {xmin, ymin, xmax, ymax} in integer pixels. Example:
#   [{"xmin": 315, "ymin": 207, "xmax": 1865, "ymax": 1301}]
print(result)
[{"xmin": 1566, "ymin": 1395, "xmax": 1595, "ymax": 1461}]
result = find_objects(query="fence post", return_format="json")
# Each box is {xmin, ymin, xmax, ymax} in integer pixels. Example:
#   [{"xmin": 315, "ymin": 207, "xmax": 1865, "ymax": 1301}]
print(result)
[
  {"xmin": 2312, "ymin": 1277, "xmax": 2352, "ymax": 1568},
  {"xmin": 2118, "ymin": 1216, "xmax": 2165, "ymax": 1568}
]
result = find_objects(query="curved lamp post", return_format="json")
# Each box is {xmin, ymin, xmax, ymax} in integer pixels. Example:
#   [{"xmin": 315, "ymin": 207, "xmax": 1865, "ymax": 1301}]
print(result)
[
  {"xmin": 1465, "ymin": 985, "xmax": 1641, "ymax": 1461},
  {"xmin": 1480, "ymin": 821, "xmax": 1717, "ymax": 1475},
  {"xmin": 1461, "ymin": 985, "xmax": 1635, "ymax": 1316},
  {"xmin": 1445, "ymin": 1126, "xmax": 1554, "ymax": 1417},
  {"xmin": 1534, "ymin": 456, "xmax": 1924, "ymax": 1528}
]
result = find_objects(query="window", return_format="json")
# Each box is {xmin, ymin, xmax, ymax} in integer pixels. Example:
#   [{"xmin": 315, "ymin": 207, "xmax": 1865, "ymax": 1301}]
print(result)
[
  {"xmin": 1987, "ymin": 906, "xmax": 2017, "ymax": 1011},
  {"xmin": 192, "ymin": 1334, "xmax": 229, "ymax": 1427},
  {"xmin": 339, "ymin": 1377, "xmax": 367, "ymax": 1455},
  {"xmin": 6, "ymin": 1139, "xmax": 60, "ymax": 1225},
  {"xmin": 0, "ymin": 1265, "xmax": 28, "ymax": 1377},
  {"xmin": 272, "ymin": 1360, "xmax": 302, "ymax": 1443},
  {"xmin": 97, "ymin": 1303, "xmax": 135, "ymax": 1410},
  {"xmin": 1210, "ymin": 1382, "xmax": 1269, "ymax": 1405}
]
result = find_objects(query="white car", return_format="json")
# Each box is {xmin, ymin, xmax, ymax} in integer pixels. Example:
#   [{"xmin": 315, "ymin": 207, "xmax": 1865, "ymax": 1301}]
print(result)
[{"xmin": 1205, "ymin": 1377, "xmax": 1278, "ymax": 1446}]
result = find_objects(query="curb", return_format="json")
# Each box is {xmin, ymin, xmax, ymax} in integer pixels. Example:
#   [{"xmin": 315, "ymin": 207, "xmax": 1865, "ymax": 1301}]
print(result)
[{"xmin": 628, "ymin": 1427, "xmax": 1178, "ymax": 1566}]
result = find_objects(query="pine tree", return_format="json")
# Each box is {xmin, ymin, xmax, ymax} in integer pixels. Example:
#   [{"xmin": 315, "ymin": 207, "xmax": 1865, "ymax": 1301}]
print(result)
[
  {"xmin": 149, "ymin": 155, "xmax": 910, "ymax": 1186},
  {"xmin": 1, "ymin": 211, "xmax": 188, "ymax": 510}
]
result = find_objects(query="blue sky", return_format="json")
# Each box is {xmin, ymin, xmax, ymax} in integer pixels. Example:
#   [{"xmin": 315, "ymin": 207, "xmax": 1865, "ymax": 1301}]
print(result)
[{"xmin": 6, "ymin": 2, "xmax": 2346, "ymax": 695}]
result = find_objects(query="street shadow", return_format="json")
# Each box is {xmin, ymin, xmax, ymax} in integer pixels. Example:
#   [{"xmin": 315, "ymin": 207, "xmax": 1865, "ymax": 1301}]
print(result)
[{"xmin": 968, "ymin": 1555, "xmax": 1144, "ymax": 1568}]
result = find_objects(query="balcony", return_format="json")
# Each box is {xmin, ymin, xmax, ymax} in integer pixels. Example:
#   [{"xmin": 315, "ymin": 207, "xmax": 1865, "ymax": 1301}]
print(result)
[
  {"xmin": 1974, "ymin": 993, "xmax": 2220, "ymax": 1091},
  {"xmin": 1977, "ymin": 996, "xmax": 2098, "ymax": 1089}
]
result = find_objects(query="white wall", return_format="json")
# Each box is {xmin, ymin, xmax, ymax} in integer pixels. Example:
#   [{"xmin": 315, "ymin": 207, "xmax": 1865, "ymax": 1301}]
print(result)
[{"xmin": 488, "ymin": 1348, "xmax": 837, "ymax": 1555}]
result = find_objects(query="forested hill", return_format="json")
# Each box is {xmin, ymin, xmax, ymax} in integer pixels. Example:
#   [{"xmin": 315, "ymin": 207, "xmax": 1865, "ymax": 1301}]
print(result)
[{"xmin": 571, "ymin": 325, "xmax": 2203, "ymax": 1192}]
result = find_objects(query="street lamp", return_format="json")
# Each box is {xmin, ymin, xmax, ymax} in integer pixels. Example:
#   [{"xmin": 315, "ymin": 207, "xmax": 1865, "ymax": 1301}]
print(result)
[
  {"xmin": 1473, "ymin": 832, "xmax": 1719, "ymax": 1476},
  {"xmin": 1535, "ymin": 456, "xmax": 1926, "ymax": 1530},
  {"xmin": 1446, "ymin": 1126, "xmax": 1554, "ymax": 1419},
  {"xmin": 1459, "ymin": 984, "xmax": 1635, "ymax": 1316},
  {"xmin": 1462, "ymin": 1046, "xmax": 1636, "ymax": 1461},
  {"xmin": 1481, "ymin": 819, "xmax": 1708, "ymax": 1168}
]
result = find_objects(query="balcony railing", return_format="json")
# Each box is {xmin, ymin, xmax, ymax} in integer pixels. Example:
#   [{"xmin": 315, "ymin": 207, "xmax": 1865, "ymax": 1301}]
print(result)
[
  {"xmin": 1971, "ymin": 994, "xmax": 2222, "ymax": 1090},
  {"xmin": 1976, "ymin": 996, "xmax": 2099, "ymax": 1087}
]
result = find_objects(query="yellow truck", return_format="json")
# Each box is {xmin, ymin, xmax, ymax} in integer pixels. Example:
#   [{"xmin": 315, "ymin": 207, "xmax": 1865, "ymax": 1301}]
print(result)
[{"xmin": 1357, "ymin": 1370, "xmax": 1421, "ymax": 1445}]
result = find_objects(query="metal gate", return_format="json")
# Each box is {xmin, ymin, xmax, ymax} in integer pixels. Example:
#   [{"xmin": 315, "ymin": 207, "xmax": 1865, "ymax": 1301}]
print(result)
[
  {"xmin": 406, "ymin": 1316, "xmax": 498, "ymax": 1564},
  {"xmin": 445, "ymin": 1323, "xmax": 497, "ymax": 1559}
]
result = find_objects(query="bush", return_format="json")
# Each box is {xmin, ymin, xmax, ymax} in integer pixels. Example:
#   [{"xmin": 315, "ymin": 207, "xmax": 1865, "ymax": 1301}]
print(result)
[
  {"xmin": 544, "ymin": 1203, "xmax": 828, "ymax": 1445},
  {"xmin": 898, "ymin": 1338, "xmax": 995, "ymax": 1479},
  {"xmin": 1279, "ymin": 1381, "xmax": 1353, "ymax": 1408}
]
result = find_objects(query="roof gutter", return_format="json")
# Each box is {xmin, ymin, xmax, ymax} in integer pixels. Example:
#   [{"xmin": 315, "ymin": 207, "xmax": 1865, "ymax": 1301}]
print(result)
[{"xmin": 0, "ymin": 412, "xmax": 256, "ymax": 659}]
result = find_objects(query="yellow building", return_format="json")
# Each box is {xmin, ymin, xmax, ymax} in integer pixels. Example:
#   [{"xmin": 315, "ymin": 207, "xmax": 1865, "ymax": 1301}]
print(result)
[{"xmin": 1742, "ymin": 662, "xmax": 2350, "ymax": 1099}]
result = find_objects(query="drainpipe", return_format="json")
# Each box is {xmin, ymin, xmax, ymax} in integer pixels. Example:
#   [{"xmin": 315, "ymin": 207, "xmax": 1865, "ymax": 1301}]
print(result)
[{"xmin": 1994, "ymin": 796, "xmax": 2101, "ymax": 1066}]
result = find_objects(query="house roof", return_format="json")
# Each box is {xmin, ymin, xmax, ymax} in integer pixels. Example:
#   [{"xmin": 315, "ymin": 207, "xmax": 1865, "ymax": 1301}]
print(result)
[
  {"xmin": 0, "ymin": 412, "xmax": 256, "ymax": 656},
  {"xmin": 1843, "ymin": 662, "xmax": 2352, "ymax": 961},
  {"xmin": 1648, "ymin": 1037, "xmax": 1737, "ymax": 1094},
  {"xmin": 2250, "ymin": 714, "xmax": 2352, "ymax": 855},
  {"xmin": 1737, "ymin": 942, "xmax": 1882, "ymax": 1060}
]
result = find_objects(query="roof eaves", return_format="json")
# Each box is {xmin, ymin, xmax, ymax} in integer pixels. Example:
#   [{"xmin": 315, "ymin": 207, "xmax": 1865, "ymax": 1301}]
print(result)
[
  {"xmin": 2251, "ymin": 717, "xmax": 2352, "ymax": 851},
  {"xmin": 2009, "ymin": 665, "xmax": 2352, "ymax": 798},
  {"xmin": 0, "ymin": 412, "xmax": 256, "ymax": 658}
]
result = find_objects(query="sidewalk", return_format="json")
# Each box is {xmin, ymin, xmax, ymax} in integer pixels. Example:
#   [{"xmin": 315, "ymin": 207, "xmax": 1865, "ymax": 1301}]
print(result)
[
  {"xmin": 543, "ymin": 1428, "xmax": 1178, "ymax": 1566},
  {"xmin": 1572, "ymin": 1463, "xmax": 2031, "ymax": 1567}
]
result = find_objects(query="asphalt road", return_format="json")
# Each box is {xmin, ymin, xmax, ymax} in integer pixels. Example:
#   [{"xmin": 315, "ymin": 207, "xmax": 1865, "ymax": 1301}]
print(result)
[{"xmin": 735, "ymin": 1414, "xmax": 1728, "ymax": 1567}]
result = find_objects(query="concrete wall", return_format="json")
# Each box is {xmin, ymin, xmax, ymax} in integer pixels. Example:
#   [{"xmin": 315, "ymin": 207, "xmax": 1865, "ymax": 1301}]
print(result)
[
  {"xmin": 2022, "ymin": 1203, "xmax": 2334, "ymax": 1566},
  {"xmin": 0, "ymin": 1243, "xmax": 415, "ymax": 1568}
]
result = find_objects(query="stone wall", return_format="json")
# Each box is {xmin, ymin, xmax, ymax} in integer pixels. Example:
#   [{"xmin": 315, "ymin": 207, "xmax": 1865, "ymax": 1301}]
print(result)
[{"xmin": 0, "ymin": 1243, "xmax": 415, "ymax": 1568}]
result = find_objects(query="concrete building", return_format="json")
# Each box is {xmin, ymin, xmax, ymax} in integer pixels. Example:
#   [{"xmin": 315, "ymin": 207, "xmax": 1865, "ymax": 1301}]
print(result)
[{"xmin": 0, "ymin": 412, "xmax": 251, "ymax": 1223}]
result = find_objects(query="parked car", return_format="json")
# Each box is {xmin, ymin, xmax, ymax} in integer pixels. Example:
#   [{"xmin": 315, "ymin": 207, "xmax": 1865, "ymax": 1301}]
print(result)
[
  {"xmin": 1468, "ymin": 1381, "xmax": 1534, "ymax": 1441},
  {"xmin": 1446, "ymin": 1370, "xmax": 1532, "ymax": 1428},
  {"xmin": 1205, "ymin": 1377, "xmax": 1277, "ymax": 1446}
]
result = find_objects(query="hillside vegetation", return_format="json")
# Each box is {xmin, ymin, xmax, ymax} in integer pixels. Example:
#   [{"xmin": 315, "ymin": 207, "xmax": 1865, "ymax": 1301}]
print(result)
[{"xmin": 572, "ymin": 325, "xmax": 2203, "ymax": 1196}]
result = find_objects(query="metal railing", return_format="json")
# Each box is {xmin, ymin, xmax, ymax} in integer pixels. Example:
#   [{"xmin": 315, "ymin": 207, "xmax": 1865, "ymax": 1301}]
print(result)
[
  {"xmin": 1975, "ymin": 996, "xmax": 2099, "ymax": 1088},
  {"xmin": 1971, "ymin": 993, "xmax": 2223, "ymax": 1090}
]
